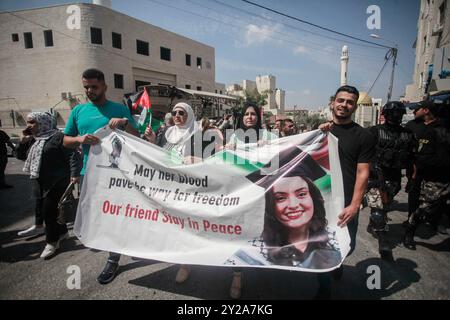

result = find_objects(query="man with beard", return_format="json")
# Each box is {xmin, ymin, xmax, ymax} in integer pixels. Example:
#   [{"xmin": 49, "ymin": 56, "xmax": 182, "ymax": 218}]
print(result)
[
  {"xmin": 63, "ymin": 68, "xmax": 139, "ymax": 285},
  {"xmin": 318, "ymin": 85, "xmax": 375, "ymax": 299},
  {"xmin": 365, "ymin": 101, "xmax": 414, "ymax": 260},
  {"xmin": 281, "ymin": 118, "xmax": 296, "ymax": 136}
]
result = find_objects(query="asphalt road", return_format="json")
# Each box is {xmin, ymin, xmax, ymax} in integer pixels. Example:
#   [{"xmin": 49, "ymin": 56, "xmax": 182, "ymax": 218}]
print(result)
[{"xmin": 1, "ymin": 157, "xmax": 449, "ymax": 300}]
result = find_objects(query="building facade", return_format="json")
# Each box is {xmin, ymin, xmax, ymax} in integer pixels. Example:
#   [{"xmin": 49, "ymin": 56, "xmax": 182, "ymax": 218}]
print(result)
[
  {"xmin": 227, "ymin": 75, "xmax": 285, "ymax": 115},
  {"xmin": 0, "ymin": 2, "xmax": 216, "ymax": 132},
  {"xmin": 354, "ymin": 92, "xmax": 382, "ymax": 128},
  {"xmin": 405, "ymin": 0, "xmax": 450, "ymax": 102}
]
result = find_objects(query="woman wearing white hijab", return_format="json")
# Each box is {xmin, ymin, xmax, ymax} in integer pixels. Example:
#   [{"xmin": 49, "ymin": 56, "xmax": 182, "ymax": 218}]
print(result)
[
  {"xmin": 23, "ymin": 112, "xmax": 81, "ymax": 259},
  {"xmin": 144, "ymin": 102, "xmax": 203, "ymax": 283},
  {"xmin": 146, "ymin": 102, "xmax": 201, "ymax": 159}
]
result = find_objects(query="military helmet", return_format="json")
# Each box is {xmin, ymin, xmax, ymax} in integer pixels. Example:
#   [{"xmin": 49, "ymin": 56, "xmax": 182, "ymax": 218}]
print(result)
[{"xmin": 381, "ymin": 101, "xmax": 406, "ymax": 116}]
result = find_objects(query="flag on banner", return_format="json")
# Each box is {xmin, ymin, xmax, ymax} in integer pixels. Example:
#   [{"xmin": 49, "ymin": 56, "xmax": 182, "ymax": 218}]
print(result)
[{"xmin": 74, "ymin": 128, "xmax": 350, "ymax": 272}]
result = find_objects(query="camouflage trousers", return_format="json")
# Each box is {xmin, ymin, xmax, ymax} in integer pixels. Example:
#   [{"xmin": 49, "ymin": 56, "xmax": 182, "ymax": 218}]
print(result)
[
  {"xmin": 365, "ymin": 180, "xmax": 401, "ymax": 210},
  {"xmin": 409, "ymin": 181, "xmax": 450, "ymax": 225}
]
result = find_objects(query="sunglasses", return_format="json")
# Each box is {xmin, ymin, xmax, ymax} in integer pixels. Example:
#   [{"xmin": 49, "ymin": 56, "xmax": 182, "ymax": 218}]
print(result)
[
  {"xmin": 26, "ymin": 120, "xmax": 36, "ymax": 124},
  {"xmin": 171, "ymin": 110, "xmax": 186, "ymax": 116}
]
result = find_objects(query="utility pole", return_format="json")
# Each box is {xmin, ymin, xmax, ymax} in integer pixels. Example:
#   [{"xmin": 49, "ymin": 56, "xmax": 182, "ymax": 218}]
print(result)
[{"xmin": 387, "ymin": 47, "xmax": 398, "ymax": 102}]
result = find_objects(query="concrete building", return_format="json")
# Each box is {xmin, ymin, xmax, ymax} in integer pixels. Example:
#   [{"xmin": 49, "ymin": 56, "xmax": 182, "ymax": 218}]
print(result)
[
  {"xmin": 404, "ymin": 0, "xmax": 450, "ymax": 102},
  {"xmin": 214, "ymin": 82, "xmax": 226, "ymax": 95},
  {"xmin": 227, "ymin": 74, "xmax": 285, "ymax": 115},
  {"xmin": 0, "ymin": 2, "xmax": 216, "ymax": 133}
]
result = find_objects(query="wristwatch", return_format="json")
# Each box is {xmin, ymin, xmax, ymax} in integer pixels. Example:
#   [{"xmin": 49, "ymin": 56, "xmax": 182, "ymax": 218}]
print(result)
[{"xmin": 122, "ymin": 118, "xmax": 129, "ymax": 126}]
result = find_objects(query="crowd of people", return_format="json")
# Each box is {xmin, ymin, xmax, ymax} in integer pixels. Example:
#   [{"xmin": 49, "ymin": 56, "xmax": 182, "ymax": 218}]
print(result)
[{"xmin": 1, "ymin": 68, "xmax": 449, "ymax": 300}]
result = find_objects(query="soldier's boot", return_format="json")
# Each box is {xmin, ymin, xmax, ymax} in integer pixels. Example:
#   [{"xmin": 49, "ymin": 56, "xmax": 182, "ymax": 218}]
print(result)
[
  {"xmin": 376, "ymin": 230, "xmax": 393, "ymax": 260},
  {"xmin": 403, "ymin": 223, "xmax": 417, "ymax": 250},
  {"xmin": 369, "ymin": 209, "xmax": 386, "ymax": 240},
  {"xmin": 366, "ymin": 220, "xmax": 375, "ymax": 237}
]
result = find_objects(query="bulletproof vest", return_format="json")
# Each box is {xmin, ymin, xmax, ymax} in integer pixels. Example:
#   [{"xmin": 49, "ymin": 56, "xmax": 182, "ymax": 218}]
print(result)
[{"xmin": 375, "ymin": 125, "xmax": 411, "ymax": 169}]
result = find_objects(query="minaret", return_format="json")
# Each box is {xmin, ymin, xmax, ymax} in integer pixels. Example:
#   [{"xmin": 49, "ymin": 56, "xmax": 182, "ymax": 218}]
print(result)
[{"xmin": 340, "ymin": 45, "xmax": 349, "ymax": 86}]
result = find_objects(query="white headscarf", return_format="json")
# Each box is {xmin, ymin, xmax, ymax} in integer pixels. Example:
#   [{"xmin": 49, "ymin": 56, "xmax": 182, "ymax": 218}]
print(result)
[
  {"xmin": 23, "ymin": 112, "xmax": 58, "ymax": 179},
  {"xmin": 165, "ymin": 102, "xmax": 199, "ymax": 145}
]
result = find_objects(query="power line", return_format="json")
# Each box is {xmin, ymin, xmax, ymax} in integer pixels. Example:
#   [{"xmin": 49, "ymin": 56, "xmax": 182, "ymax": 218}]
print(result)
[
  {"xmin": 146, "ymin": 0, "xmax": 385, "ymax": 61},
  {"xmin": 241, "ymin": 0, "xmax": 392, "ymax": 50},
  {"xmin": 211, "ymin": 0, "xmax": 384, "ymax": 51},
  {"xmin": 360, "ymin": 57, "xmax": 391, "ymax": 100},
  {"xmin": 186, "ymin": 0, "xmax": 385, "ymax": 59}
]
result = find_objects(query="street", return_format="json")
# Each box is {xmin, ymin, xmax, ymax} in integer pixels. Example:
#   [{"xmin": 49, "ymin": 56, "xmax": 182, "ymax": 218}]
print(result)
[{"xmin": 1, "ymin": 157, "xmax": 449, "ymax": 300}]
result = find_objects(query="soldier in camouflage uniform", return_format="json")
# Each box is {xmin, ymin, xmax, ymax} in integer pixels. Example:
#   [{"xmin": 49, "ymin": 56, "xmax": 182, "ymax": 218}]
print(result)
[
  {"xmin": 365, "ymin": 101, "xmax": 414, "ymax": 259},
  {"xmin": 404, "ymin": 100, "xmax": 450, "ymax": 250}
]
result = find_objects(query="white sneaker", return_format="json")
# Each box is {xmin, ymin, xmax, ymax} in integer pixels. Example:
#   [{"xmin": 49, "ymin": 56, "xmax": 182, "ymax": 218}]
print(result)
[
  {"xmin": 40, "ymin": 242, "xmax": 58, "ymax": 259},
  {"xmin": 18, "ymin": 225, "xmax": 45, "ymax": 237}
]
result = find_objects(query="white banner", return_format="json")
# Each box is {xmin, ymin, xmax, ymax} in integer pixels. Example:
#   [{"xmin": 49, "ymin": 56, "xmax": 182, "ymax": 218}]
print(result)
[{"xmin": 74, "ymin": 127, "xmax": 350, "ymax": 272}]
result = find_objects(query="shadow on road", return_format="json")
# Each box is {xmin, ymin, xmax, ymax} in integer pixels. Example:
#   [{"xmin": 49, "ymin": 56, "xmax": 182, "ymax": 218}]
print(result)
[
  {"xmin": 0, "ymin": 231, "xmax": 85, "ymax": 263},
  {"xmin": 126, "ymin": 256, "xmax": 421, "ymax": 300}
]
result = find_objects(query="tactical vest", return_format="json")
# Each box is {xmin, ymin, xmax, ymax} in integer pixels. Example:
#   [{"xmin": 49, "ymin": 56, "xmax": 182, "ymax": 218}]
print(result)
[{"xmin": 375, "ymin": 126, "xmax": 412, "ymax": 169}]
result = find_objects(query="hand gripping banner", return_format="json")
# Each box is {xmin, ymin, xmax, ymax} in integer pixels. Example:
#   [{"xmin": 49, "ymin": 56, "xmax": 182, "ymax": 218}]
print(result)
[{"xmin": 74, "ymin": 127, "xmax": 350, "ymax": 272}]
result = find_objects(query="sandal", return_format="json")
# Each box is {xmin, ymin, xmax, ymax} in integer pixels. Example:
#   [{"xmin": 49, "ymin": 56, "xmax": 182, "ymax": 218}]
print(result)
[
  {"xmin": 175, "ymin": 265, "xmax": 190, "ymax": 283},
  {"xmin": 229, "ymin": 271, "xmax": 242, "ymax": 299}
]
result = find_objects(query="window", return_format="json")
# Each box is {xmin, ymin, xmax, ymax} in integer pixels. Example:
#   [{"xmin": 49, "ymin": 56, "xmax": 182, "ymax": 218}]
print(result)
[
  {"xmin": 215, "ymin": 90, "xmax": 217, "ymax": 93},
  {"xmin": 185, "ymin": 54, "xmax": 191, "ymax": 66},
  {"xmin": 90, "ymin": 27, "xmax": 102, "ymax": 45},
  {"xmin": 136, "ymin": 39, "xmax": 149, "ymax": 56},
  {"xmin": 112, "ymin": 32, "xmax": 122, "ymax": 49},
  {"xmin": 220, "ymin": 90, "xmax": 222, "ymax": 94},
  {"xmin": 24, "ymin": 32, "xmax": 33, "ymax": 49},
  {"xmin": 185, "ymin": 85, "xmax": 191, "ymax": 89},
  {"xmin": 114, "ymin": 74, "xmax": 124, "ymax": 89},
  {"xmin": 135, "ymin": 80, "xmax": 150, "ymax": 92},
  {"xmin": 206, "ymin": 61, "xmax": 211, "ymax": 69},
  {"xmin": 44, "ymin": 30, "xmax": 53, "ymax": 47},
  {"xmin": 12, "ymin": 33, "xmax": 19, "ymax": 42},
  {"xmin": 160, "ymin": 47, "xmax": 171, "ymax": 61},
  {"xmin": 197, "ymin": 86, "xmax": 202, "ymax": 91},
  {"xmin": 197, "ymin": 57, "xmax": 202, "ymax": 69},
  {"xmin": 438, "ymin": 3, "xmax": 446, "ymax": 25},
  {"xmin": 423, "ymin": 35, "xmax": 427, "ymax": 54}
]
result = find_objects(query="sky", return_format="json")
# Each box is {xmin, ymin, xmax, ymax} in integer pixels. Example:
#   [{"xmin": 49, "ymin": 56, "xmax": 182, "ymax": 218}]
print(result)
[{"xmin": 1, "ymin": 0, "xmax": 421, "ymax": 110}]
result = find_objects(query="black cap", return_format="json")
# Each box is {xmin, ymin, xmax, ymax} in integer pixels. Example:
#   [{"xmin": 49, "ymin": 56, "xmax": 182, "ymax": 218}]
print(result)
[
  {"xmin": 409, "ymin": 100, "xmax": 436, "ymax": 111},
  {"xmin": 246, "ymin": 146, "xmax": 326, "ymax": 189}
]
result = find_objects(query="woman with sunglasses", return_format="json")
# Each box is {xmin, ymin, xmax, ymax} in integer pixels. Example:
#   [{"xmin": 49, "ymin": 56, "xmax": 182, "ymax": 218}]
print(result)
[
  {"xmin": 22, "ymin": 112, "xmax": 81, "ymax": 259},
  {"xmin": 144, "ymin": 102, "xmax": 209, "ymax": 283}
]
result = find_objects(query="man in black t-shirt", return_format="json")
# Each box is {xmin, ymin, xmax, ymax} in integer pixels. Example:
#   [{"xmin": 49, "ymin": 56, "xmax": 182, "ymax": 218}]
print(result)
[
  {"xmin": 403, "ymin": 101, "xmax": 450, "ymax": 250},
  {"xmin": 317, "ymin": 85, "xmax": 375, "ymax": 299},
  {"xmin": 0, "ymin": 130, "xmax": 16, "ymax": 188}
]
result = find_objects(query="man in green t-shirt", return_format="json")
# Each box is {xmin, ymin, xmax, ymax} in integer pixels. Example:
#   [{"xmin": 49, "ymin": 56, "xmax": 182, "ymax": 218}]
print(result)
[{"xmin": 64, "ymin": 68, "xmax": 139, "ymax": 285}]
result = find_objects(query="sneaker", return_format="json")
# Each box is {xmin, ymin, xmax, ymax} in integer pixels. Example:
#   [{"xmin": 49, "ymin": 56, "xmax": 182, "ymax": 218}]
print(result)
[
  {"xmin": 97, "ymin": 261, "xmax": 119, "ymax": 285},
  {"xmin": 175, "ymin": 265, "xmax": 190, "ymax": 284},
  {"xmin": 18, "ymin": 225, "xmax": 45, "ymax": 237},
  {"xmin": 40, "ymin": 242, "xmax": 58, "ymax": 259},
  {"xmin": 229, "ymin": 272, "xmax": 242, "ymax": 299}
]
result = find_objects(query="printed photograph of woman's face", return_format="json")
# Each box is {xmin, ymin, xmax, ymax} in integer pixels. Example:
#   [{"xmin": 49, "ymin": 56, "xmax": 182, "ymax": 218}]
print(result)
[{"xmin": 226, "ymin": 146, "xmax": 342, "ymax": 270}]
